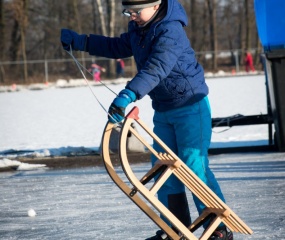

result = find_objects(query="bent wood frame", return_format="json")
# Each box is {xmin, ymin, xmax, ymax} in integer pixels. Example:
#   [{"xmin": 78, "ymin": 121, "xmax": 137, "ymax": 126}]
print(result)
[{"xmin": 101, "ymin": 107, "xmax": 253, "ymax": 240}]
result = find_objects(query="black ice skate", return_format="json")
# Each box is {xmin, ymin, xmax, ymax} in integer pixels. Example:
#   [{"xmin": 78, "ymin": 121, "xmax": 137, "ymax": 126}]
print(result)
[
  {"xmin": 145, "ymin": 230, "xmax": 169, "ymax": 240},
  {"xmin": 208, "ymin": 226, "xmax": 233, "ymax": 240}
]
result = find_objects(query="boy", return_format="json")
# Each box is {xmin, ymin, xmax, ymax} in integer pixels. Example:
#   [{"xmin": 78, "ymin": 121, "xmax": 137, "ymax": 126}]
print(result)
[{"xmin": 61, "ymin": 0, "xmax": 233, "ymax": 239}]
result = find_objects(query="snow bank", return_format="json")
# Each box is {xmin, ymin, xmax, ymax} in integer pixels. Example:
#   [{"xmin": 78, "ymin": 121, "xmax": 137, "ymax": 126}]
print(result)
[
  {"xmin": 0, "ymin": 72, "xmax": 264, "ymax": 93},
  {"xmin": 0, "ymin": 158, "xmax": 46, "ymax": 171}
]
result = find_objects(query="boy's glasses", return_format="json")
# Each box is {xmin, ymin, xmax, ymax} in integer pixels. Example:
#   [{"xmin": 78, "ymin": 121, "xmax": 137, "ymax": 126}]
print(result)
[{"xmin": 122, "ymin": 9, "xmax": 142, "ymax": 17}]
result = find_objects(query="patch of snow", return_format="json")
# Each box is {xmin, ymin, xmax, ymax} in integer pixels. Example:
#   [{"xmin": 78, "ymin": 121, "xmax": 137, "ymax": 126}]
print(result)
[{"xmin": 0, "ymin": 158, "xmax": 46, "ymax": 171}]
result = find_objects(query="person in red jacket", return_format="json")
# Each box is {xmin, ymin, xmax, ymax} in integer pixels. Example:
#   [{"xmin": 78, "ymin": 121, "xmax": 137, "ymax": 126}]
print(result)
[{"xmin": 244, "ymin": 51, "xmax": 255, "ymax": 72}]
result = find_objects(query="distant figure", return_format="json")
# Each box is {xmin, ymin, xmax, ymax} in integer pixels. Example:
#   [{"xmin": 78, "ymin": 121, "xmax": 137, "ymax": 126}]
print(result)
[
  {"xmin": 116, "ymin": 59, "xmax": 125, "ymax": 78},
  {"xmin": 259, "ymin": 54, "xmax": 265, "ymax": 71},
  {"xmin": 244, "ymin": 51, "xmax": 255, "ymax": 72},
  {"xmin": 89, "ymin": 63, "xmax": 106, "ymax": 82}
]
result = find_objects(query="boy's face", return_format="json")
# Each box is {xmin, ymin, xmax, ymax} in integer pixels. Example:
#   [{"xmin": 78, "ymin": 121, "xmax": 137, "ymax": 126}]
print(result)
[{"xmin": 124, "ymin": 5, "xmax": 160, "ymax": 26}]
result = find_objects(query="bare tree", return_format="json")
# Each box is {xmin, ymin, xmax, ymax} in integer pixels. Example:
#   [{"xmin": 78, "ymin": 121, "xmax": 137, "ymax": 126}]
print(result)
[
  {"xmin": 206, "ymin": 0, "xmax": 218, "ymax": 70},
  {"xmin": 91, "ymin": 0, "xmax": 117, "ymax": 77},
  {"xmin": 244, "ymin": 0, "xmax": 251, "ymax": 50},
  {"xmin": 107, "ymin": 0, "xmax": 116, "ymax": 76},
  {"xmin": 91, "ymin": 0, "xmax": 99, "ymax": 33},
  {"xmin": 9, "ymin": 0, "xmax": 29, "ymax": 83},
  {"xmin": 0, "ymin": 0, "xmax": 261, "ymax": 84},
  {"xmin": 237, "ymin": 1, "xmax": 246, "ymax": 65},
  {"xmin": 221, "ymin": 0, "xmax": 238, "ymax": 66},
  {"xmin": 96, "ymin": 0, "xmax": 107, "ymax": 36},
  {"xmin": 0, "ymin": 0, "xmax": 4, "ymax": 60},
  {"xmin": 189, "ymin": 0, "xmax": 197, "ymax": 48},
  {"xmin": 0, "ymin": 0, "xmax": 5, "ymax": 83},
  {"xmin": 108, "ymin": 0, "xmax": 116, "ymax": 37},
  {"xmin": 73, "ymin": 0, "xmax": 86, "ymax": 70}
]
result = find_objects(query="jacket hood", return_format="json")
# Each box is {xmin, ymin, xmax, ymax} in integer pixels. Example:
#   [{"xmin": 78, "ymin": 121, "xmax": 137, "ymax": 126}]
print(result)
[{"xmin": 163, "ymin": 0, "xmax": 188, "ymax": 26}]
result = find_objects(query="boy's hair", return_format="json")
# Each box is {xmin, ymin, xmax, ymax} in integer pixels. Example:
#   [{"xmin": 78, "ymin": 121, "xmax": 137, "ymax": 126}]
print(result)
[{"xmin": 122, "ymin": 0, "xmax": 162, "ymax": 9}]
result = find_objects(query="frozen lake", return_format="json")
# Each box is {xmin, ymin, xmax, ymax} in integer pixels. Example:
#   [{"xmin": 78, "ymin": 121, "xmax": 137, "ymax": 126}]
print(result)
[
  {"xmin": 0, "ymin": 75, "xmax": 272, "ymax": 159},
  {"xmin": 1, "ymin": 152, "xmax": 285, "ymax": 239}
]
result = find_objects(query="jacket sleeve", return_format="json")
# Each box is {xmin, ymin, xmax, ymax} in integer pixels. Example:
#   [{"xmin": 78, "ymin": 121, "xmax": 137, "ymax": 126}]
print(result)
[
  {"xmin": 87, "ymin": 32, "xmax": 133, "ymax": 59},
  {"xmin": 126, "ymin": 21, "xmax": 189, "ymax": 100}
]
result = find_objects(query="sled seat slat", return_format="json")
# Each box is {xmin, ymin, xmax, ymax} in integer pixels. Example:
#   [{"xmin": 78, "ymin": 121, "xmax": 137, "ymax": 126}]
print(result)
[
  {"xmin": 126, "ymin": 107, "xmax": 253, "ymax": 237},
  {"xmin": 156, "ymin": 158, "xmax": 253, "ymax": 235}
]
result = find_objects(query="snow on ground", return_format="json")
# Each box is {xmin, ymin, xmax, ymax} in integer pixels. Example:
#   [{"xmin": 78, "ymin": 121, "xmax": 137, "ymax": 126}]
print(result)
[
  {"xmin": 0, "ymin": 74, "xmax": 272, "ymax": 170},
  {"xmin": 0, "ymin": 74, "xmax": 270, "ymax": 161},
  {"xmin": 0, "ymin": 158, "xmax": 46, "ymax": 171}
]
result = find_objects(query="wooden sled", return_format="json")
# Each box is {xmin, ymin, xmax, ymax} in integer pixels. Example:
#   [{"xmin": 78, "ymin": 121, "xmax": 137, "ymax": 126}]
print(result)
[{"xmin": 101, "ymin": 107, "xmax": 253, "ymax": 240}]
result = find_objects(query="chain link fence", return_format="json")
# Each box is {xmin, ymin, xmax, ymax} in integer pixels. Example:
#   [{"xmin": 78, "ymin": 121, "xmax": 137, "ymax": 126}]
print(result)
[{"xmin": 0, "ymin": 49, "xmax": 263, "ymax": 85}]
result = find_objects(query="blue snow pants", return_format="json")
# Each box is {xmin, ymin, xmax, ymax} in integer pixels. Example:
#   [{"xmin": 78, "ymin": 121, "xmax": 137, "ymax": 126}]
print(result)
[{"xmin": 151, "ymin": 96, "xmax": 225, "ymax": 228}]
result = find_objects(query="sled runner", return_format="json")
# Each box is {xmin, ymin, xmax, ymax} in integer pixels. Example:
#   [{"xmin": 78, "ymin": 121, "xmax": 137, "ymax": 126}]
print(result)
[{"xmin": 101, "ymin": 107, "xmax": 253, "ymax": 240}]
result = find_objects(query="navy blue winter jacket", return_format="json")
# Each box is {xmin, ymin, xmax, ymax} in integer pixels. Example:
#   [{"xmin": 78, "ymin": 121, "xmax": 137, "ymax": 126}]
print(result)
[{"xmin": 87, "ymin": 0, "xmax": 208, "ymax": 112}]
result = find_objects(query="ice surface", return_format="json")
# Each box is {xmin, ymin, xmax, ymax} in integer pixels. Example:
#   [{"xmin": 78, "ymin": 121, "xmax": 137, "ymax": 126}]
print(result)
[{"xmin": 1, "ymin": 152, "xmax": 285, "ymax": 239}]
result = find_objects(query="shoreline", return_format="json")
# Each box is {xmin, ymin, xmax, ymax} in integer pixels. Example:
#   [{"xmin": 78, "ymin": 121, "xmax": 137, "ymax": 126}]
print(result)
[{"xmin": 0, "ymin": 152, "xmax": 152, "ymax": 172}]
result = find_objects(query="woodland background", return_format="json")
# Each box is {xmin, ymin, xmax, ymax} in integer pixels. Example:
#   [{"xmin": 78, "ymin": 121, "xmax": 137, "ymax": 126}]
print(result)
[{"xmin": 0, "ymin": 0, "xmax": 262, "ymax": 85}]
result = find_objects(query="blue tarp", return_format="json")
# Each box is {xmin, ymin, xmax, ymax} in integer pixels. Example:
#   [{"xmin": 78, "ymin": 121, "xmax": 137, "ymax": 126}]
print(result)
[{"xmin": 254, "ymin": 0, "xmax": 285, "ymax": 51}]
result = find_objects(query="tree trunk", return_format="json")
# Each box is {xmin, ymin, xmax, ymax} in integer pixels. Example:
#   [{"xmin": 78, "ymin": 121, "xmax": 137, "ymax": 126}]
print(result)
[
  {"xmin": 0, "ymin": 0, "xmax": 4, "ymax": 61},
  {"xmin": 189, "ymin": 0, "xmax": 197, "ymax": 48},
  {"xmin": 96, "ymin": 0, "xmax": 107, "ymax": 36},
  {"xmin": 12, "ymin": 0, "xmax": 29, "ymax": 84},
  {"xmin": 108, "ymin": 0, "xmax": 115, "ymax": 38},
  {"xmin": 0, "ymin": 0, "xmax": 5, "ymax": 83},
  {"xmin": 107, "ymin": 0, "xmax": 116, "ymax": 77},
  {"xmin": 244, "ymin": 0, "xmax": 251, "ymax": 50},
  {"xmin": 197, "ymin": 1, "xmax": 209, "ymax": 68},
  {"xmin": 207, "ymin": 0, "xmax": 218, "ymax": 71},
  {"xmin": 21, "ymin": 0, "xmax": 28, "ymax": 84},
  {"xmin": 73, "ymin": 0, "xmax": 86, "ymax": 72},
  {"xmin": 20, "ymin": 22, "xmax": 28, "ymax": 84},
  {"xmin": 236, "ymin": 2, "xmax": 243, "ymax": 65},
  {"xmin": 91, "ymin": 1, "xmax": 98, "ymax": 33}
]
